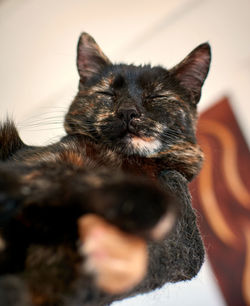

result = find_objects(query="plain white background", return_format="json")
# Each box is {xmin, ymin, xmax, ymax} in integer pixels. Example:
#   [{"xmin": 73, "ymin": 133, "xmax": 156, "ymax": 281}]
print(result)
[{"xmin": 1, "ymin": 0, "xmax": 249, "ymax": 305}]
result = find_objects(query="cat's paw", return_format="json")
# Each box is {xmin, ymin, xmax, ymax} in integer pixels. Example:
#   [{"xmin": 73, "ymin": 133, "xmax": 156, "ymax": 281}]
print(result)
[
  {"xmin": 78, "ymin": 214, "xmax": 147, "ymax": 294},
  {"xmin": 86, "ymin": 173, "xmax": 178, "ymax": 239}
]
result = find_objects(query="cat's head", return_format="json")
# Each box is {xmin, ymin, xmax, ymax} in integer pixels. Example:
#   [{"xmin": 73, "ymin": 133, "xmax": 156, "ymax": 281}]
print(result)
[{"xmin": 65, "ymin": 33, "xmax": 211, "ymax": 164}]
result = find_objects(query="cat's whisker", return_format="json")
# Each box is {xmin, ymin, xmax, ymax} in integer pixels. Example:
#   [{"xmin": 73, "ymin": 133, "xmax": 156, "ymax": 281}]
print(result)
[
  {"xmin": 19, "ymin": 123, "xmax": 64, "ymax": 130},
  {"xmin": 25, "ymin": 119, "xmax": 64, "ymax": 123},
  {"xmin": 21, "ymin": 110, "xmax": 66, "ymax": 120},
  {"xmin": 19, "ymin": 118, "xmax": 65, "ymax": 127},
  {"xmin": 22, "ymin": 127, "xmax": 64, "ymax": 132},
  {"xmin": 20, "ymin": 120, "xmax": 64, "ymax": 125}
]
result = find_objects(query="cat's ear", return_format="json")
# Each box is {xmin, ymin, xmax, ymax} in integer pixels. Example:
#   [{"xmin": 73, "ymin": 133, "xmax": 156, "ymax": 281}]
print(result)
[
  {"xmin": 170, "ymin": 43, "xmax": 211, "ymax": 104},
  {"xmin": 77, "ymin": 32, "xmax": 112, "ymax": 84}
]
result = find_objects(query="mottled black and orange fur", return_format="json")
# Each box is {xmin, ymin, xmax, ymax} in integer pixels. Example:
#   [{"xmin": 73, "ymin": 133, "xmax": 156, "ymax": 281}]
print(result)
[{"xmin": 0, "ymin": 33, "xmax": 211, "ymax": 305}]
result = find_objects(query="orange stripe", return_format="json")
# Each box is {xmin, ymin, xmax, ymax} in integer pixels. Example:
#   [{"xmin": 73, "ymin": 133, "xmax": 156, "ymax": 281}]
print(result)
[
  {"xmin": 199, "ymin": 119, "xmax": 250, "ymax": 210},
  {"xmin": 198, "ymin": 136, "xmax": 238, "ymax": 246}
]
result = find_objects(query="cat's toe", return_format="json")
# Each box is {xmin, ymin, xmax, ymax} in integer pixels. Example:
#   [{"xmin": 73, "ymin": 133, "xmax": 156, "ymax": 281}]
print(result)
[
  {"xmin": 86, "ymin": 173, "xmax": 179, "ymax": 238},
  {"xmin": 78, "ymin": 214, "xmax": 148, "ymax": 294}
]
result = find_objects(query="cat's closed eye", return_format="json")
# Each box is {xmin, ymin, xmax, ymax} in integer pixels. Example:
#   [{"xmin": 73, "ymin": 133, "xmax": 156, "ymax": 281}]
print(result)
[
  {"xmin": 144, "ymin": 94, "xmax": 168, "ymax": 103},
  {"xmin": 147, "ymin": 95, "xmax": 167, "ymax": 100},
  {"xmin": 96, "ymin": 91, "xmax": 115, "ymax": 97}
]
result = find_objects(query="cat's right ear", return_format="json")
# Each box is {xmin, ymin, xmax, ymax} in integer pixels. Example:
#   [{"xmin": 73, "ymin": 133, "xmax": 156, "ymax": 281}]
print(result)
[{"xmin": 77, "ymin": 33, "xmax": 112, "ymax": 85}]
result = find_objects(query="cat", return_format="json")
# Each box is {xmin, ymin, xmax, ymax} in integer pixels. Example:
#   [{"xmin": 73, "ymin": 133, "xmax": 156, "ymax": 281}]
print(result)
[{"xmin": 0, "ymin": 32, "xmax": 211, "ymax": 305}]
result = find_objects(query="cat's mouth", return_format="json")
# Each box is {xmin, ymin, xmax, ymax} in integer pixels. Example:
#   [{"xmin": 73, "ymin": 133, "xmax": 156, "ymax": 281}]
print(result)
[
  {"xmin": 119, "ymin": 124, "xmax": 158, "ymax": 145},
  {"xmin": 105, "ymin": 120, "xmax": 162, "ymax": 155},
  {"xmin": 120, "ymin": 123, "xmax": 152, "ymax": 143},
  {"xmin": 119, "ymin": 121, "xmax": 138, "ymax": 137},
  {"xmin": 120, "ymin": 129, "xmax": 145, "ymax": 142},
  {"xmin": 118, "ymin": 126, "xmax": 139, "ymax": 141}
]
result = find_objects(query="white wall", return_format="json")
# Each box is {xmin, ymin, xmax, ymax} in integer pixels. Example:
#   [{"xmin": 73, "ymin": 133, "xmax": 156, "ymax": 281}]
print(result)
[{"xmin": 1, "ymin": 0, "xmax": 249, "ymax": 304}]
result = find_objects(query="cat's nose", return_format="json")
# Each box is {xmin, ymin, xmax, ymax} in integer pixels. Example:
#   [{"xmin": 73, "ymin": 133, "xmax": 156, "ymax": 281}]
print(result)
[{"xmin": 117, "ymin": 107, "xmax": 140, "ymax": 123}]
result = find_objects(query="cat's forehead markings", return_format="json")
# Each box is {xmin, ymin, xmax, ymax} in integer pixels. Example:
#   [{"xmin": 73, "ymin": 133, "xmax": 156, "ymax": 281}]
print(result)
[
  {"xmin": 91, "ymin": 76, "xmax": 113, "ymax": 92},
  {"xmin": 153, "ymin": 83, "xmax": 164, "ymax": 92},
  {"xmin": 96, "ymin": 112, "xmax": 115, "ymax": 121},
  {"xmin": 127, "ymin": 81, "xmax": 142, "ymax": 100}
]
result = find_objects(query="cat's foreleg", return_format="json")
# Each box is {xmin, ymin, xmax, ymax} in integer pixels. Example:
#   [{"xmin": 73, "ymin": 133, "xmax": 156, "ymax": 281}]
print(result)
[{"xmin": 129, "ymin": 170, "xmax": 205, "ymax": 294}]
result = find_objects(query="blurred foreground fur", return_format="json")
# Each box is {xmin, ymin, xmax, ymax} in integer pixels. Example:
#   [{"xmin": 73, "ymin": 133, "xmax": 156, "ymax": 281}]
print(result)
[{"xmin": 0, "ymin": 33, "xmax": 211, "ymax": 305}]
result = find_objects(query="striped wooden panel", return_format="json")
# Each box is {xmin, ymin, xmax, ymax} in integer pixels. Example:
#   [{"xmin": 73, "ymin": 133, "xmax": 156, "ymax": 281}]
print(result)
[{"xmin": 190, "ymin": 97, "xmax": 250, "ymax": 306}]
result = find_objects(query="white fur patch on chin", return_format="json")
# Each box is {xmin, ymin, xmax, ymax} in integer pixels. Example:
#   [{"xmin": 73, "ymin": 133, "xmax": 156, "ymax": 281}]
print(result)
[{"xmin": 129, "ymin": 136, "xmax": 161, "ymax": 156}]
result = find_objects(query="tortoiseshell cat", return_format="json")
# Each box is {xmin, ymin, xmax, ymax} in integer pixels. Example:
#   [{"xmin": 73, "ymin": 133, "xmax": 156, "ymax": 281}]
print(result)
[{"xmin": 0, "ymin": 33, "xmax": 211, "ymax": 305}]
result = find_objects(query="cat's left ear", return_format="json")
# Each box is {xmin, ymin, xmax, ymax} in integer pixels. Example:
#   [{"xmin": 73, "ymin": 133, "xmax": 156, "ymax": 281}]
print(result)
[
  {"xmin": 170, "ymin": 43, "xmax": 211, "ymax": 104},
  {"xmin": 77, "ymin": 32, "xmax": 112, "ymax": 84}
]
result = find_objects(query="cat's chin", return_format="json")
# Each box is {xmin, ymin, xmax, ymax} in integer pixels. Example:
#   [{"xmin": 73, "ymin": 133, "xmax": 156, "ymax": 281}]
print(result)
[{"xmin": 117, "ymin": 134, "xmax": 162, "ymax": 156}]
